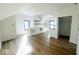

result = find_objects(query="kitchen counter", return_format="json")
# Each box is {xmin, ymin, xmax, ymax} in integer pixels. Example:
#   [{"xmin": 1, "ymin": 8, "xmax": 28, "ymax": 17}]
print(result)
[{"xmin": 29, "ymin": 27, "xmax": 50, "ymax": 36}]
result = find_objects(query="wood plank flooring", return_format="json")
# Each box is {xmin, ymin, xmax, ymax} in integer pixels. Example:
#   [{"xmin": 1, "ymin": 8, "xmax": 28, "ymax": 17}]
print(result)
[
  {"xmin": 0, "ymin": 33, "xmax": 76, "ymax": 55},
  {"xmin": 29, "ymin": 33, "xmax": 76, "ymax": 55}
]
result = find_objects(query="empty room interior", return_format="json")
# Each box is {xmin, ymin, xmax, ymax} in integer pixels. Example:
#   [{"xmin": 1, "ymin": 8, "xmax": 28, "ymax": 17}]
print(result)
[{"xmin": 0, "ymin": 3, "xmax": 79, "ymax": 55}]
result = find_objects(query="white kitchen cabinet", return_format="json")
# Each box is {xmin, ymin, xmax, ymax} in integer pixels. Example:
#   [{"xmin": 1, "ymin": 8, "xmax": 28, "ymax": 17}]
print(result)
[
  {"xmin": 34, "ymin": 15, "xmax": 45, "ymax": 27},
  {"xmin": 0, "ymin": 15, "xmax": 25, "ymax": 41}
]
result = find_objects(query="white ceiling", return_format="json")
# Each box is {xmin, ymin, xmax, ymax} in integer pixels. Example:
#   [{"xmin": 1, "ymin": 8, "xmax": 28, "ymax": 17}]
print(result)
[{"xmin": 0, "ymin": 3, "xmax": 78, "ymax": 21}]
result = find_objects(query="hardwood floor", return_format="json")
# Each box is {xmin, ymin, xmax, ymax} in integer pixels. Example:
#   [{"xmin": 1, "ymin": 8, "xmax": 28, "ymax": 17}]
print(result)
[
  {"xmin": 29, "ymin": 33, "xmax": 76, "ymax": 55},
  {"xmin": 0, "ymin": 33, "xmax": 76, "ymax": 55}
]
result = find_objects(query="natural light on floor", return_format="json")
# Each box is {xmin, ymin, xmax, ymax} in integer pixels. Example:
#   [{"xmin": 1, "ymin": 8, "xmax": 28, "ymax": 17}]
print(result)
[{"xmin": 16, "ymin": 33, "xmax": 32, "ymax": 55}]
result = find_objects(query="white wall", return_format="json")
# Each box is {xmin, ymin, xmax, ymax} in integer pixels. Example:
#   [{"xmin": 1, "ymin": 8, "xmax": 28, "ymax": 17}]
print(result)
[
  {"xmin": 15, "ymin": 14, "xmax": 34, "ymax": 35},
  {"xmin": 70, "ymin": 14, "xmax": 79, "ymax": 44},
  {"xmin": 15, "ymin": 15, "xmax": 25, "ymax": 35},
  {"xmin": 77, "ymin": 29, "xmax": 79, "ymax": 54},
  {"xmin": 58, "ymin": 6, "xmax": 79, "ymax": 44},
  {"xmin": 0, "ymin": 31, "xmax": 1, "ymax": 50}
]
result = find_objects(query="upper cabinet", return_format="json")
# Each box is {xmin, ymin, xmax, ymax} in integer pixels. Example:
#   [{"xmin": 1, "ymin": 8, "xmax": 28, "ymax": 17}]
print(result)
[
  {"xmin": 34, "ymin": 15, "xmax": 41, "ymax": 26},
  {"xmin": 33, "ymin": 15, "xmax": 46, "ymax": 27}
]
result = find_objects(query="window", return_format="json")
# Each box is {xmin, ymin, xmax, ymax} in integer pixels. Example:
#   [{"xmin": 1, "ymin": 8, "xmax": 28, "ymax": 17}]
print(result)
[
  {"xmin": 24, "ymin": 20, "xmax": 30, "ymax": 31},
  {"xmin": 49, "ymin": 20, "xmax": 56, "ymax": 29}
]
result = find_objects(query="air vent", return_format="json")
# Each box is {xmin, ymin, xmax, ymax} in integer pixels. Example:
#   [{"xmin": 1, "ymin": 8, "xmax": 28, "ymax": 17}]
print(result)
[{"xmin": 74, "ymin": 3, "xmax": 78, "ymax": 5}]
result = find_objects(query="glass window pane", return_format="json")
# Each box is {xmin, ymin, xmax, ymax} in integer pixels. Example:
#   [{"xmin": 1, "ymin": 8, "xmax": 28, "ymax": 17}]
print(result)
[
  {"xmin": 24, "ymin": 20, "xmax": 30, "ymax": 31},
  {"xmin": 50, "ymin": 25, "xmax": 54, "ymax": 28},
  {"xmin": 50, "ymin": 22, "xmax": 54, "ymax": 25},
  {"xmin": 25, "ymin": 22, "xmax": 29, "ymax": 26},
  {"xmin": 49, "ymin": 20, "xmax": 56, "ymax": 29}
]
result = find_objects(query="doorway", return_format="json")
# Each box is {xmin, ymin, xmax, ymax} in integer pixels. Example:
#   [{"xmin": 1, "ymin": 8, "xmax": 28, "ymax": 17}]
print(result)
[{"xmin": 58, "ymin": 16, "xmax": 72, "ymax": 41}]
